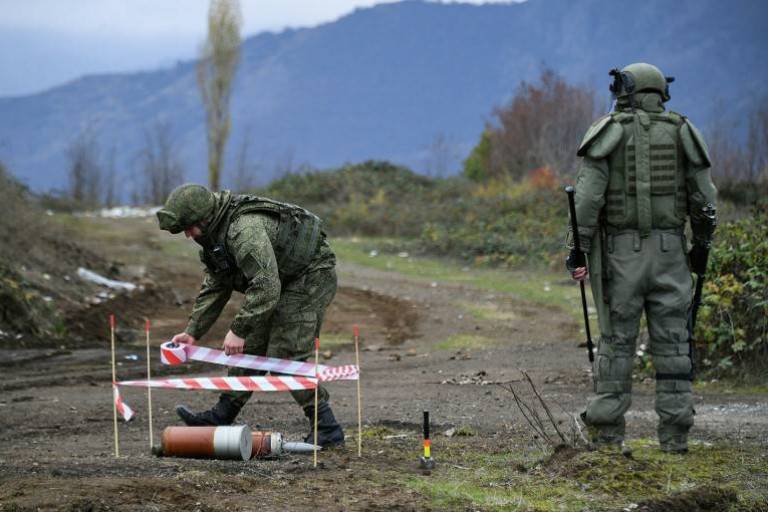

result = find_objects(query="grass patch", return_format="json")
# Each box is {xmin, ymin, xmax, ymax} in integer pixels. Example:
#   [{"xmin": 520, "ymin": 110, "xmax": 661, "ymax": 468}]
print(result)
[
  {"xmin": 318, "ymin": 332, "xmax": 353, "ymax": 349},
  {"xmin": 459, "ymin": 301, "xmax": 517, "ymax": 322},
  {"xmin": 694, "ymin": 380, "xmax": 768, "ymax": 395},
  {"xmin": 361, "ymin": 426, "xmax": 397, "ymax": 440},
  {"xmin": 436, "ymin": 334, "xmax": 495, "ymax": 351},
  {"xmin": 403, "ymin": 439, "xmax": 768, "ymax": 511},
  {"xmin": 51, "ymin": 214, "xmax": 199, "ymax": 268},
  {"xmin": 332, "ymin": 237, "xmax": 591, "ymax": 328}
]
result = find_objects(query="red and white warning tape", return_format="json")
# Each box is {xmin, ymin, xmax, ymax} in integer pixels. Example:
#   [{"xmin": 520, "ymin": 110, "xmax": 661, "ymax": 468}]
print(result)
[
  {"xmin": 159, "ymin": 342, "xmax": 359, "ymax": 382},
  {"xmin": 113, "ymin": 385, "xmax": 134, "ymax": 422},
  {"xmin": 119, "ymin": 375, "xmax": 317, "ymax": 392},
  {"xmin": 114, "ymin": 342, "xmax": 358, "ymax": 422}
]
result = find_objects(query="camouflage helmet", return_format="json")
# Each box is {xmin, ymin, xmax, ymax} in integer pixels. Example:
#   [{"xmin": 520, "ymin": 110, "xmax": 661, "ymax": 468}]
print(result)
[
  {"xmin": 156, "ymin": 184, "xmax": 215, "ymax": 234},
  {"xmin": 609, "ymin": 63, "xmax": 675, "ymax": 102}
]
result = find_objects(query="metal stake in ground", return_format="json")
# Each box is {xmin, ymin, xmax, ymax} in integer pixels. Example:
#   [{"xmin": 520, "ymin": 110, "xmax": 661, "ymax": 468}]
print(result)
[
  {"xmin": 313, "ymin": 337, "xmax": 320, "ymax": 469},
  {"xmin": 145, "ymin": 318, "xmax": 154, "ymax": 451},
  {"xmin": 354, "ymin": 324, "xmax": 362, "ymax": 458},
  {"xmin": 109, "ymin": 314, "xmax": 119, "ymax": 458},
  {"xmin": 565, "ymin": 185, "xmax": 595, "ymax": 363},
  {"xmin": 419, "ymin": 410, "xmax": 435, "ymax": 471}
]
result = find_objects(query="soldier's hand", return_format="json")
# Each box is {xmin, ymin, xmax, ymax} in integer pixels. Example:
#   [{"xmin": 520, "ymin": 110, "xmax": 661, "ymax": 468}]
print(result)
[
  {"xmin": 171, "ymin": 332, "xmax": 197, "ymax": 346},
  {"xmin": 571, "ymin": 267, "xmax": 588, "ymax": 282},
  {"xmin": 222, "ymin": 330, "xmax": 245, "ymax": 356}
]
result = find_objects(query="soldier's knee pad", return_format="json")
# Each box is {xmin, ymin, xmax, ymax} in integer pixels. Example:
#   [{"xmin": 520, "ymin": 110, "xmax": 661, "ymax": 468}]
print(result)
[
  {"xmin": 651, "ymin": 341, "xmax": 691, "ymax": 379},
  {"xmin": 585, "ymin": 395, "xmax": 630, "ymax": 427},
  {"xmin": 595, "ymin": 336, "xmax": 635, "ymax": 382}
]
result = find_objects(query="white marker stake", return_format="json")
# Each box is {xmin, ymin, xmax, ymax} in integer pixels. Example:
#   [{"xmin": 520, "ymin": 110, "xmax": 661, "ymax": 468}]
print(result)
[
  {"xmin": 145, "ymin": 318, "xmax": 154, "ymax": 450},
  {"xmin": 313, "ymin": 337, "xmax": 320, "ymax": 468},
  {"xmin": 354, "ymin": 324, "xmax": 362, "ymax": 458},
  {"xmin": 110, "ymin": 314, "xmax": 119, "ymax": 458}
]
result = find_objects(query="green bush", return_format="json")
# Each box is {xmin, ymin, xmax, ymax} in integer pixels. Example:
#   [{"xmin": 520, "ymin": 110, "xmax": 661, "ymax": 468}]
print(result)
[
  {"xmin": 419, "ymin": 169, "xmax": 567, "ymax": 267},
  {"xmin": 259, "ymin": 162, "xmax": 568, "ymax": 268},
  {"xmin": 258, "ymin": 160, "xmax": 436, "ymax": 237},
  {"xmin": 697, "ymin": 203, "xmax": 768, "ymax": 376}
]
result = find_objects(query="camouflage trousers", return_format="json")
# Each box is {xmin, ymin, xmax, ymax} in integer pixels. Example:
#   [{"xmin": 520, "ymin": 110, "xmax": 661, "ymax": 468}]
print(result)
[
  {"xmin": 221, "ymin": 242, "xmax": 337, "ymax": 411},
  {"xmin": 583, "ymin": 230, "xmax": 694, "ymax": 449}
]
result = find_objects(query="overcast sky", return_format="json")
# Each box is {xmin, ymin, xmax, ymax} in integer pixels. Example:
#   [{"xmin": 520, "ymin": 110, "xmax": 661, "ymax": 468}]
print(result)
[{"xmin": 0, "ymin": 0, "xmax": 517, "ymax": 97}]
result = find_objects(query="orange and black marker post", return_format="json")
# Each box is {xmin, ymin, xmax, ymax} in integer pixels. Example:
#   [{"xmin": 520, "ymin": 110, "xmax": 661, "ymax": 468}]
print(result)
[{"xmin": 419, "ymin": 410, "xmax": 435, "ymax": 470}]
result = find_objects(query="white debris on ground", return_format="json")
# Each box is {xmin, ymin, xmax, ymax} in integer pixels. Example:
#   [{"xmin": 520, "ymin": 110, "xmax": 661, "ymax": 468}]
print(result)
[
  {"xmin": 77, "ymin": 268, "xmax": 137, "ymax": 292},
  {"xmin": 74, "ymin": 206, "xmax": 161, "ymax": 219}
]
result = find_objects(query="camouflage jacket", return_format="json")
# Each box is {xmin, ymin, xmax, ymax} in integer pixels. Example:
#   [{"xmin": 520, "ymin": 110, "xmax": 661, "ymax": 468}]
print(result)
[{"xmin": 185, "ymin": 191, "xmax": 326, "ymax": 339}]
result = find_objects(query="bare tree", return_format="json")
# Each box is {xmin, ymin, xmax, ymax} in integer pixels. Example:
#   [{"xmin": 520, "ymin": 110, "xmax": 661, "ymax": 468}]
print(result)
[
  {"xmin": 232, "ymin": 129, "xmax": 260, "ymax": 192},
  {"xmin": 67, "ymin": 130, "xmax": 102, "ymax": 206},
  {"xmin": 707, "ymin": 98, "xmax": 768, "ymax": 203},
  {"xmin": 423, "ymin": 132, "xmax": 457, "ymax": 178},
  {"xmin": 103, "ymin": 147, "xmax": 118, "ymax": 208},
  {"xmin": 139, "ymin": 122, "xmax": 185, "ymax": 204},
  {"xmin": 746, "ymin": 100, "xmax": 768, "ymax": 185},
  {"xmin": 274, "ymin": 147, "xmax": 296, "ymax": 177},
  {"xmin": 197, "ymin": 0, "xmax": 242, "ymax": 191}
]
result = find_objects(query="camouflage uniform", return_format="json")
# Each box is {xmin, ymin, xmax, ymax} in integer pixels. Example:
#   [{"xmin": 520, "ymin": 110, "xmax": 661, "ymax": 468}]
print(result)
[
  {"xmin": 571, "ymin": 63, "xmax": 717, "ymax": 452},
  {"xmin": 157, "ymin": 185, "xmax": 343, "ymax": 445}
]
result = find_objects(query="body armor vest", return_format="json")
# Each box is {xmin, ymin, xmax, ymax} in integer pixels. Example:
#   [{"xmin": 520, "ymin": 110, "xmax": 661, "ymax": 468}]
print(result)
[
  {"xmin": 604, "ymin": 111, "xmax": 688, "ymax": 234},
  {"xmin": 202, "ymin": 194, "xmax": 323, "ymax": 280}
]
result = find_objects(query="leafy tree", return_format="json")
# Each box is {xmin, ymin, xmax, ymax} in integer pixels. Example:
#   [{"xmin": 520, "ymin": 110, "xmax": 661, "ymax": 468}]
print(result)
[
  {"xmin": 469, "ymin": 69, "xmax": 599, "ymax": 181},
  {"xmin": 463, "ymin": 129, "xmax": 492, "ymax": 182},
  {"xmin": 198, "ymin": 0, "xmax": 242, "ymax": 191}
]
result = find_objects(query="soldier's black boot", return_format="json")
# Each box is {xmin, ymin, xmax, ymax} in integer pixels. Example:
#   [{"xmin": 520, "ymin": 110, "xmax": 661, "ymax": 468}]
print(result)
[
  {"xmin": 176, "ymin": 397, "xmax": 241, "ymax": 426},
  {"xmin": 304, "ymin": 401, "xmax": 345, "ymax": 448}
]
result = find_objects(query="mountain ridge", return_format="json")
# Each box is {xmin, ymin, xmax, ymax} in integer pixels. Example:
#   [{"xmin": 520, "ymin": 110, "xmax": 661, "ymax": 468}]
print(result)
[{"xmin": 1, "ymin": 0, "xmax": 766, "ymax": 195}]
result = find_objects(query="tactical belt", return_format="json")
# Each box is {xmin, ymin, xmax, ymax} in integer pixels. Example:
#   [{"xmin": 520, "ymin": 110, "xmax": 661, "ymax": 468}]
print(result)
[
  {"xmin": 604, "ymin": 226, "xmax": 684, "ymax": 236},
  {"xmin": 655, "ymin": 372, "xmax": 693, "ymax": 382}
]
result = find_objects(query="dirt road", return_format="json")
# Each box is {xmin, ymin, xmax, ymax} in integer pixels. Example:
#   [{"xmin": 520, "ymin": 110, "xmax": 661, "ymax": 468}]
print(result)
[{"xmin": 0, "ymin": 217, "xmax": 766, "ymax": 511}]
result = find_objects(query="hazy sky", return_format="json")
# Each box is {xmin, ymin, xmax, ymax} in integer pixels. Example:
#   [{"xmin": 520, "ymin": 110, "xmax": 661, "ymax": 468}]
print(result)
[{"xmin": 0, "ymin": 0, "xmax": 517, "ymax": 97}]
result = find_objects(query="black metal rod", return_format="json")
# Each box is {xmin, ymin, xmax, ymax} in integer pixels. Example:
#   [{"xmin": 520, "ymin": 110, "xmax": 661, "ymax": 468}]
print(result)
[
  {"xmin": 423, "ymin": 410, "xmax": 430, "ymax": 440},
  {"xmin": 565, "ymin": 186, "xmax": 595, "ymax": 363},
  {"xmin": 687, "ymin": 253, "xmax": 709, "ymax": 381}
]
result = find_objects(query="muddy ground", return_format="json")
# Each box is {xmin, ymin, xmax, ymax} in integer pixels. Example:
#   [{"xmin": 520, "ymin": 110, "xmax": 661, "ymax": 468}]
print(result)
[{"xmin": 0, "ymin": 216, "xmax": 766, "ymax": 511}]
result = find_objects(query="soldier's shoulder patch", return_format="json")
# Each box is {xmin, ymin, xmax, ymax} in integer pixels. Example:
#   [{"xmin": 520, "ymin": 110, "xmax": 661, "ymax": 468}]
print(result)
[
  {"xmin": 680, "ymin": 117, "xmax": 712, "ymax": 167},
  {"xmin": 577, "ymin": 115, "xmax": 623, "ymax": 159}
]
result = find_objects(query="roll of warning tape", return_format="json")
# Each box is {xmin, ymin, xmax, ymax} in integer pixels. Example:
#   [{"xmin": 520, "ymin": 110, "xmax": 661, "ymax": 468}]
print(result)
[{"xmin": 160, "ymin": 341, "xmax": 187, "ymax": 365}]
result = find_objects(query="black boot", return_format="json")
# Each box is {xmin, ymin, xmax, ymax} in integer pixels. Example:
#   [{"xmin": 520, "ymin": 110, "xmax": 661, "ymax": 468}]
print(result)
[
  {"xmin": 304, "ymin": 402, "xmax": 345, "ymax": 448},
  {"xmin": 176, "ymin": 397, "xmax": 241, "ymax": 426}
]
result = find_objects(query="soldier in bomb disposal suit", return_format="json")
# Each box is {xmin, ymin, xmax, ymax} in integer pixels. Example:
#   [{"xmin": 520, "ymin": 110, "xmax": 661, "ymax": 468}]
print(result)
[
  {"xmin": 156, "ymin": 184, "xmax": 344, "ymax": 447},
  {"xmin": 567, "ymin": 63, "xmax": 717, "ymax": 454}
]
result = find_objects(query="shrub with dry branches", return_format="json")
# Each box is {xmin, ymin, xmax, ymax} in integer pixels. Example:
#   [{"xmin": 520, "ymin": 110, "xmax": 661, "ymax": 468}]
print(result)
[{"xmin": 483, "ymin": 69, "xmax": 600, "ymax": 180}]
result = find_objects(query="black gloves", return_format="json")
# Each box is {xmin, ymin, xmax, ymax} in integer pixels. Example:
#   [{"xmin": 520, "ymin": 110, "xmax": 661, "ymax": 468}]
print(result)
[
  {"xmin": 689, "ymin": 244, "xmax": 709, "ymax": 275},
  {"xmin": 565, "ymin": 248, "xmax": 587, "ymax": 272}
]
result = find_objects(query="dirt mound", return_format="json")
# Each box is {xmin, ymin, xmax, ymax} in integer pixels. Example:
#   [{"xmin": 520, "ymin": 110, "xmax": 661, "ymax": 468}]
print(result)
[
  {"xmin": 324, "ymin": 286, "xmax": 419, "ymax": 345},
  {"xmin": 64, "ymin": 284, "xmax": 178, "ymax": 346},
  {"xmin": 635, "ymin": 486, "xmax": 738, "ymax": 511},
  {"xmin": 540, "ymin": 444, "xmax": 581, "ymax": 471}
]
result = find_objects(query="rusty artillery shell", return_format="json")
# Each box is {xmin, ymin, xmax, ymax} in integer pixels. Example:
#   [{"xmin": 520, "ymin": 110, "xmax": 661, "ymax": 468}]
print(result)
[{"xmin": 159, "ymin": 425, "xmax": 252, "ymax": 461}]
